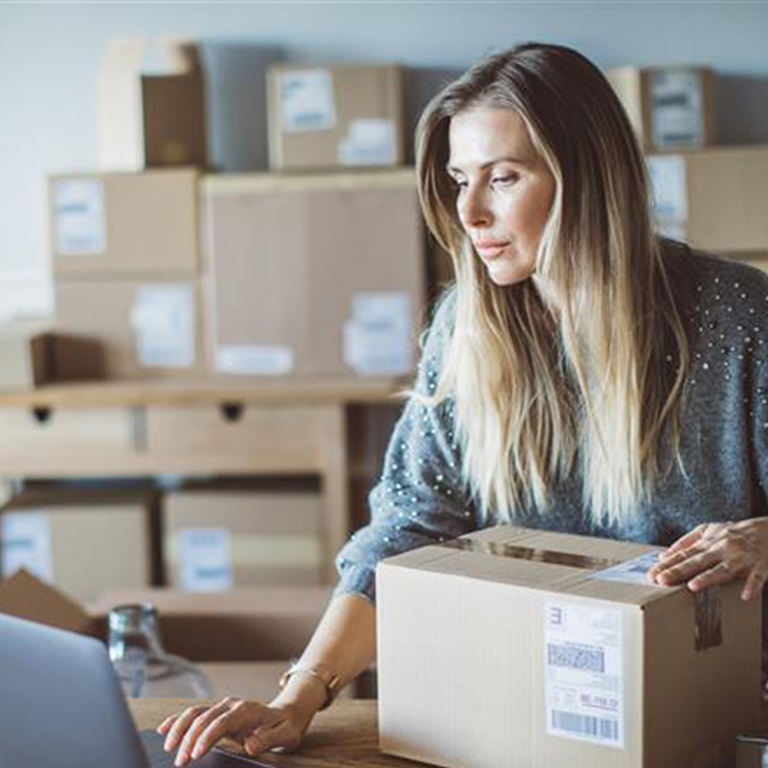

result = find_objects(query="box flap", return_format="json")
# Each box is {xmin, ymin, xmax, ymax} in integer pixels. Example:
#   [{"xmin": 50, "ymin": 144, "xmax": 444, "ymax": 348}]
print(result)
[{"xmin": 0, "ymin": 569, "xmax": 91, "ymax": 633}]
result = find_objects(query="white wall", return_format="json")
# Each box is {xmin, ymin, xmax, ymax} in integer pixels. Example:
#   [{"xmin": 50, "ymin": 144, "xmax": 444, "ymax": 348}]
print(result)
[{"xmin": 1, "ymin": 1, "xmax": 767, "ymax": 317}]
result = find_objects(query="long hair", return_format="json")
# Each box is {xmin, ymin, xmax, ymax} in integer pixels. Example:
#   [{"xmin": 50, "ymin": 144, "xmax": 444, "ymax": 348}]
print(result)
[{"xmin": 416, "ymin": 42, "xmax": 690, "ymax": 528}]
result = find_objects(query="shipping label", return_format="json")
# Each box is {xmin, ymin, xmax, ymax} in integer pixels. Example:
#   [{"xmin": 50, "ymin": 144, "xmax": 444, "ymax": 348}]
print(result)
[
  {"xmin": 338, "ymin": 118, "xmax": 397, "ymax": 166},
  {"xmin": 279, "ymin": 69, "xmax": 337, "ymax": 133},
  {"xmin": 179, "ymin": 528, "xmax": 233, "ymax": 593},
  {"xmin": 544, "ymin": 601, "xmax": 624, "ymax": 748},
  {"xmin": 216, "ymin": 344, "xmax": 294, "ymax": 376},
  {"xmin": 592, "ymin": 551, "xmax": 662, "ymax": 586},
  {"xmin": 343, "ymin": 292, "xmax": 412, "ymax": 375},
  {"xmin": 53, "ymin": 178, "xmax": 107, "ymax": 256},
  {"xmin": 1, "ymin": 512, "xmax": 53, "ymax": 583},
  {"xmin": 651, "ymin": 69, "xmax": 705, "ymax": 149},
  {"xmin": 130, "ymin": 284, "xmax": 195, "ymax": 368}
]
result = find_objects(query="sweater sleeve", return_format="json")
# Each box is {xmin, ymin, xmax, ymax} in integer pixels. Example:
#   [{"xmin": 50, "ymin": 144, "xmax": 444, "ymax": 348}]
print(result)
[{"xmin": 333, "ymin": 292, "xmax": 476, "ymax": 603}]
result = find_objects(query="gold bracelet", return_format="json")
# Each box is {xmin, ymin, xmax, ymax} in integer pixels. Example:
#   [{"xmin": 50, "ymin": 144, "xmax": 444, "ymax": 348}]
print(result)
[{"xmin": 278, "ymin": 662, "xmax": 340, "ymax": 710}]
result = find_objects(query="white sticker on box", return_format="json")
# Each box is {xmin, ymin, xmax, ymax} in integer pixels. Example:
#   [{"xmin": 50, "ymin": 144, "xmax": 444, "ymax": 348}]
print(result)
[
  {"xmin": 279, "ymin": 69, "xmax": 336, "ymax": 133},
  {"xmin": 343, "ymin": 292, "xmax": 412, "ymax": 375},
  {"xmin": 544, "ymin": 601, "xmax": 624, "ymax": 748},
  {"xmin": 130, "ymin": 284, "xmax": 195, "ymax": 368},
  {"xmin": 647, "ymin": 155, "xmax": 687, "ymax": 236},
  {"xmin": 216, "ymin": 344, "xmax": 293, "ymax": 376},
  {"xmin": 592, "ymin": 552, "xmax": 663, "ymax": 586},
  {"xmin": 179, "ymin": 528, "xmax": 233, "ymax": 593},
  {"xmin": 53, "ymin": 178, "xmax": 107, "ymax": 256},
  {"xmin": 651, "ymin": 69, "xmax": 705, "ymax": 149},
  {"xmin": 338, "ymin": 118, "xmax": 397, "ymax": 166},
  {"xmin": 1, "ymin": 513, "xmax": 53, "ymax": 583}
]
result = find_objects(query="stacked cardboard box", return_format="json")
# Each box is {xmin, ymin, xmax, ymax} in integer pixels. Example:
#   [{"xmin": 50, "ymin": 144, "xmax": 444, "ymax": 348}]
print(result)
[
  {"xmin": 267, "ymin": 63, "xmax": 404, "ymax": 171},
  {"xmin": 0, "ymin": 489, "xmax": 156, "ymax": 603},
  {"xmin": 49, "ymin": 168, "xmax": 205, "ymax": 380},
  {"xmin": 606, "ymin": 66, "xmax": 714, "ymax": 153},
  {"xmin": 378, "ymin": 526, "xmax": 762, "ymax": 768},
  {"xmin": 163, "ymin": 483, "xmax": 324, "ymax": 591},
  {"xmin": 203, "ymin": 169, "xmax": 426, "ymax": 378}
]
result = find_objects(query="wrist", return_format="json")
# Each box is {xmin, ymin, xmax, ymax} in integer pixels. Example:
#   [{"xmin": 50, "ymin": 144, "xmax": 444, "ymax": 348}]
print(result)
[{"xmin": 275, "ymin": 661, "xmax": 340, "ymax": 712}]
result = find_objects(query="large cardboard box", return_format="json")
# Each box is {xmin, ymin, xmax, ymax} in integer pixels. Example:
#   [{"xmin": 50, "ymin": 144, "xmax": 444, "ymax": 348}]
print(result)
[
  {"xmin": 97, "ymin": 38, "xmax": 207, "ymax": 171},
  {"xmin": 648, "ymin": 146, "xmax": 768, "ymax": 253},
  {"xmin": 203, "ymin": 169, "xmax": 425, "ymax": 378},
  {"xmin": 0, "ymin": 490, "xmax": 155, "ymax": 603},
  {"xmin": 164, "ymin": 485, "xmax": 324, "ymax": 590},
  {"xmin": 0, "ymin": 321, "xmax": 104, "ymax": 390},
  {"xmin": 49, "ymin": 169, "xmax": 199, "ymax": 278},
  {"xmin": 55, "ymin": 277, "xmax": 205, "ymax": 380},
  {"xmin": 377, "ymin": 526, "xmax": 762, "ymax": 768},
  {"xmin": 267, "ymin": 64, "xmax": 404, "ymax": 171},
  {"xmin": 606, "ymin": 66, "xmax": 714, "ymax": 152}
]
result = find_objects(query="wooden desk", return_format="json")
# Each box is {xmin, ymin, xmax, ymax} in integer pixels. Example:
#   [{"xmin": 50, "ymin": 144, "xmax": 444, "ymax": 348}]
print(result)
[
  {"xmin": 0, "ymin": 378, "xmax": 404, "ymax": 582},
  {"xmin": 129, "ymin": 698, "xmax": 421, "ymax": 767}
]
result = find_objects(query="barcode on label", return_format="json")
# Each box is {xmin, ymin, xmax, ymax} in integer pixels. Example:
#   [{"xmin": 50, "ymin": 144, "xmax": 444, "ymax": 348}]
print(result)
[
  {"xmin": 552, "ymin": 710, "xmax": 619, "ymax": 741},
  {"xmin": 547, "ymin": 643, "xmax": 605, "ymax": 673}
]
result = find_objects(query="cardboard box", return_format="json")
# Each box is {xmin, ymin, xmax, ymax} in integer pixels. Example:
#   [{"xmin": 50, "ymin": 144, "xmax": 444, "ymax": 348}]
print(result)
[
  {"xmin": 98, "ymin": 38, "xmax": 207, "ymax": 171},
  {"xmin": 0, "ymin": 321, "xmax": 104, "ymax": 390},
  {"xmin": 49, "ymin": 169, "xmax": 199, "ymax": 278},
  {"xmin": 606, "ymin": 66, "xmax": 714, "ymax": 152},
  {"xmin": 648, "ymin": 146, "xmax": 768, "ymax": 253},
  {"xmin": 55, "ymin": 277, "xmax": 204, "ymax": 380},
  {"xmin": 164, "ymin": 485, "xmax": 324, "ymax": 590},
  {"xmin": 267, "ymin": 64, "xmax": 404, "ymax": 171},
  {"xmin": 377, "ymin": 526, "xmax": 762, "ymax": 768},
  {"xmin": 0, "ymin": 490, "xmax": 155, "ymax": 603},
  {"xmin": 0, "ymin": 570, "xmax": 332, "ymax": 661},
  {"xmin": 203, "ymin": 169, "xmax": 425, "ymax": 377}
]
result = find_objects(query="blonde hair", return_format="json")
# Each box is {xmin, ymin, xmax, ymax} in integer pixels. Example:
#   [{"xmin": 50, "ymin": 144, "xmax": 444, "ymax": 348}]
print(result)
[{"xmin": 416, "ymin": 43, "xmax": 690, "ymax": 528}]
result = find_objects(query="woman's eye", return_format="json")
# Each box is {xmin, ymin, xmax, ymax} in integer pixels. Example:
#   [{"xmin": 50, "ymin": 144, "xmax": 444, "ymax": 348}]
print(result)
[{"xmin": 491, "ymin": 174, "xmax": 518, "ymax": 186}]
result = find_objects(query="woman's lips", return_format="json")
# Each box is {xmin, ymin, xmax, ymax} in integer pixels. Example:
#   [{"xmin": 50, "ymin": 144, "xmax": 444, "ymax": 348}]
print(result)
[{"xmin": 473, "ymin": 240, "xmax": 509, "ymax": 260}]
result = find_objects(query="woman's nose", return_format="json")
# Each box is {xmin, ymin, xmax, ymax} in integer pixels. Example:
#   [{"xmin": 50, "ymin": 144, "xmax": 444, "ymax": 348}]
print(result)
[{"xmin": 458, "ymin": 187, "xmax": 492, "ymax": 229}]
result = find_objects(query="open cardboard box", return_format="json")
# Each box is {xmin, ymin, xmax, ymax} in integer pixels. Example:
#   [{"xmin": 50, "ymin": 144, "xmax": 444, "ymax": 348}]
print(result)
[{"xmin": 0, "ymin": 569, "xmax": 332, "ymax": 661}]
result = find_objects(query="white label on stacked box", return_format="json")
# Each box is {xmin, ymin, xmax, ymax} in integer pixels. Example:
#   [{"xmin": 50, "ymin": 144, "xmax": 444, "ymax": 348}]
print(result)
[
  {"xmin": 53, "ymin": 178, "xmax": 107, "ymax": 256},
  {"xmin": 1, "ymin": 512, "xmax": 53, "ymax": 583},
  {"xmin": 651, "ymin": 69, "xmax": 705, "ymax": 148},
  {"xmin": 130, "ymin": 284, "xmax": 195, "ymax": 368},
  {"xmin": 343, "ymin": 292, "xmax": 412, "ymax": 375},
  {"xmin": 338, "ymin": 118, "xmax": 397, "ymax": 166},
  {"xmin": 179, "ymin": 528, "xmax": 233, "ymax": 592},
  {"xmin": 647, "ymin": 155, "xmax": 687, "ymax": 240},
  {"xmin": 592, "ymin": 552, "xmax": 663, "ymax": 586},
  {"xmin": 544, "ymin": 601, "xmax": 624, "ymax": 748},
  {"xmin": 216, "ymin": 344, "xmax": 294, "ymax": 375},
  {"xmin": 279, "ymin": 69, "xmax": 337, "ymax": 133}
]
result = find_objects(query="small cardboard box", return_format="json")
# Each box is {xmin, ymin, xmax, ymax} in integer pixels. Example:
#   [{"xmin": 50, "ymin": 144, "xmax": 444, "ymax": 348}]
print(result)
[
  {"xmin": 97, "ymin": 38, "xmax": 207, "ymax": 171},
  {"xmin": 0, "ymin": 569, "xmax": 332, "ymax": 662},
  {"xmin": 606, "ymin": 66, "xmax": 714, "ymax": 152},
  {"xmin": 0, "ymin": 490, "xmax": 155, "ymax": 603},
  {"xmin": 49, "ymin": 169, "xmax": 199, "ymax": 278},
  {"xmin": 0, "ymin": 321, "xmax": 104, "ymax": 391},
  {"xmin": 267, "ymin": 63, "xmax": 404, "ymax": 171},
  {"xmin": 54, "ymin": 277, "xmax": 205, "ymax": 380},
  {"xmin": 377, "ymin": 526, "xmax": 762, "ymax": 768},
  {"xmin": 648, "ymin": 146, "xmax": 768, "ymax": 253},
  {"xmin": 203, "ymin": 169, "xmax": 425, "ymax": 378},
  {"xmin": 164, "ymin": 485, "xmax": 324, "ymax": 590}
]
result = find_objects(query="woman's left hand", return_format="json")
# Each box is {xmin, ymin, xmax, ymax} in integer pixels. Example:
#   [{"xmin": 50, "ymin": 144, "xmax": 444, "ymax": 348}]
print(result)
[{"xmin": 649, "ymin": 518, "xmax": 768, "ymax": 601}]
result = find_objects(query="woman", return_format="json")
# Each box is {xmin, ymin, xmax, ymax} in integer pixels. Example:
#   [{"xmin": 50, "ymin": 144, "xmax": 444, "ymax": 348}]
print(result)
[{"xmin": 161, "ymin": 42, "xmax": 768, "ymax": 766}]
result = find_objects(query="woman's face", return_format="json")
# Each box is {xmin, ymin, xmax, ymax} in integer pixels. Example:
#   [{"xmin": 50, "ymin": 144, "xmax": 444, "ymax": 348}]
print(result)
[{"xmin": 447, "ymin": 106, "xmax": 556, "ymax": 286}]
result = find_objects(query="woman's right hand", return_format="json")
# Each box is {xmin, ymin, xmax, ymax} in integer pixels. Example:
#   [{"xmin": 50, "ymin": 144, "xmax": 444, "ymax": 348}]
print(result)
[{"xmin": 157, "ymin": 697, "xmax": 313, "ymax": 767}]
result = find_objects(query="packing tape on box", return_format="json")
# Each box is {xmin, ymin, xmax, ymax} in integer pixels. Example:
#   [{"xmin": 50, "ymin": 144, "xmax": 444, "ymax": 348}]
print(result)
[{"xmin": 440, "ymin": 536, "xmax": 723, "ymax": 650}]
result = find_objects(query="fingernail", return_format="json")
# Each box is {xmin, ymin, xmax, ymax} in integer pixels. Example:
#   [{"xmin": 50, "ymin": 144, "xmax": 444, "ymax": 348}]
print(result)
[
  {"xmin": 174, "ymin": 753, "xmax": 187, "ymax": 767},
  {"xmin": 191, "ymin": 746, "xmax": 202, "ymax": 760}
]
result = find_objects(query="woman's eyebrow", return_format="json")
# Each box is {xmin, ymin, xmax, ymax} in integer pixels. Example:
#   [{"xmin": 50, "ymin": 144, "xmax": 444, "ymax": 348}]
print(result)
[{"xmin": 445, "ymin": 157, "xmax": 530, "ymax": 174}]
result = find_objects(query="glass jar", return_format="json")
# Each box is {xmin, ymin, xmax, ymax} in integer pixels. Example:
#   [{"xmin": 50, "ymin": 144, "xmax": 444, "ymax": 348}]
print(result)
[{"xmin": 108, "ymin": 603, "xmax": 212, "ymax": 699}]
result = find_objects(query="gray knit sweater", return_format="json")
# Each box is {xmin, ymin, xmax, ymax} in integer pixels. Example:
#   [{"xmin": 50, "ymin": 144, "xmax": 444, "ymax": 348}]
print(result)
[{"xmin": 335, "ymin": 244, "xmax": 768, "ymax": 603}]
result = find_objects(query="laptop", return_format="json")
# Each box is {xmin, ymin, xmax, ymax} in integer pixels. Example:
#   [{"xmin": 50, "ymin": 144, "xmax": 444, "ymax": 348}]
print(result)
[{"xmin": 0, "ymin": 611, "xmax": 270, "ymax": 767}]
